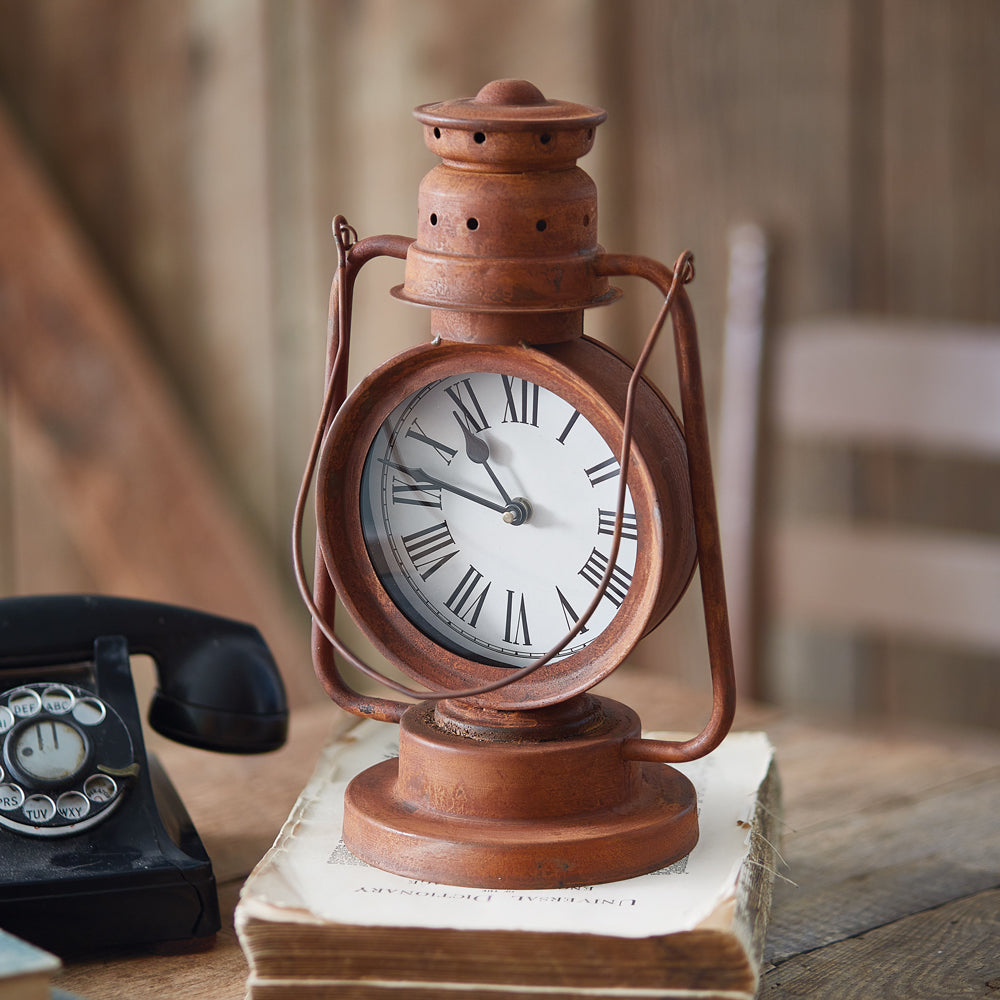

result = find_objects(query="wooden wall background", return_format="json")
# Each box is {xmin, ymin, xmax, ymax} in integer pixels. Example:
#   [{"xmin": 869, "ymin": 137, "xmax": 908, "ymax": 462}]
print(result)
[{"xmin": 0, "ymin": 1, "xmax": 997, "ymax": 724}]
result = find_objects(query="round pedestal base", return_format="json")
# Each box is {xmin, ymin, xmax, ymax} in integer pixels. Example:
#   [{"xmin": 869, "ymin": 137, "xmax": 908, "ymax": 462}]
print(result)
[{"xmin": 342, "ymin": 697, "xmax": 698, "ymax": 888}]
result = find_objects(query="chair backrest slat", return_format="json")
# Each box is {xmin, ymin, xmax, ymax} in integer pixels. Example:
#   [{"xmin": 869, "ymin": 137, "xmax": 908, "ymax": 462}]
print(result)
[
  {"xmin": 773, "ymin": 521, "xmax": 1000, "ymax": 652},
  {"xmin": 776, "ymin": 318, "xmax": 1000, "ymax": 456}
]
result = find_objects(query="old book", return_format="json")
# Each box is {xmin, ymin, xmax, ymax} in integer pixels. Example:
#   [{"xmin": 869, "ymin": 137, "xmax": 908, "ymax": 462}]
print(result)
[
  {"xmin": 236, "ymin": 720, "xmax": 780, "ymax": 1000},
  {"xmin": 0, "ymin": 929, "xmax": 61, "ymax": 1000}
]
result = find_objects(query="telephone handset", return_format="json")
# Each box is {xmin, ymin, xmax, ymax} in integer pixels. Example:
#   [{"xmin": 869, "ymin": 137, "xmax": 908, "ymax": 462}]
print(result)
[{"xmin": 0, "ymin": 594, "xmax": 288, "ymax": 953}]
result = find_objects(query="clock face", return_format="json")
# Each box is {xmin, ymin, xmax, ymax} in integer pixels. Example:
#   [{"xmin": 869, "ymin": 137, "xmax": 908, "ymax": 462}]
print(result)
[{"xmin": 359, "ymin": 371, "xmax": 638, "ymax": 668}]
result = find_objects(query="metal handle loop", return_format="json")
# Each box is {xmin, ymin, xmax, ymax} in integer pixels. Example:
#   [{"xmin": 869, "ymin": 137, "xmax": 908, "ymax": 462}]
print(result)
[{"xmin": 595, "ymin": 253, "xmax": 736, "ymax": 763}]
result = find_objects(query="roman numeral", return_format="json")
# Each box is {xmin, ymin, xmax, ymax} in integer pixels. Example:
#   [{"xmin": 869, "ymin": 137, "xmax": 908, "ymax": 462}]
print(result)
[
  {"xmin": 555, "ymin": 587, "xmax": 589, "ymax": 634},
  {"xmin": 401, "ymin": 521, "xmax": 458, "ymax": 580},
  {"xmin": 405, "ymin": 419, "xmax": 457, "ymax": 465},
  {"xmin": 584, "ymin": 456, "xmax": 620, "ymax": 487},
  {"xmin": 556, "ymin": 409, "xmax": 581, "ymax": 444},
  {"xmin": 500, "ymin": 376, "xmax": 540, "ymax": 426},
  {"xmin": 391, "ymin": 474, "xmax": 443, "ymax": 508},
  {"xmin": 444, "ymin": 379, "xmax": 490, "ymax": 433},
  {"xmin": 578, "ymin": 548, "xmax": 633, "ymax": 607},
  {"xmin": 598, "ymin": 509, "xmax": 639, "ymax": 541},
  {"xmin": 504, "ymin": 590, "xmax": 531, "ymax": 645},
  {"xmin": 444, "ymin": 565, "xmax": 491, "ymax": 627}
]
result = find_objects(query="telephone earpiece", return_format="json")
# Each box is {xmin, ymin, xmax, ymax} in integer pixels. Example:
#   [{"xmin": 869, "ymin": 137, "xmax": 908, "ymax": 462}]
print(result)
[{"xmin": 0, "ymin": 594, "xmax": 288, "ymax": 752}]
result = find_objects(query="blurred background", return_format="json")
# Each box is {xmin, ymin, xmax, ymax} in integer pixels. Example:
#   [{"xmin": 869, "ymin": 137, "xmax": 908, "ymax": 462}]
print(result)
[{"xmin": 0, "ymin": 1, "xmax": 996, "ymax": 728}]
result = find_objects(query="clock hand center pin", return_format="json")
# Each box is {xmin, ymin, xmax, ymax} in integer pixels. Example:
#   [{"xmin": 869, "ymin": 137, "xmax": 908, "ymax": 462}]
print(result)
[{"xmin": 501, "ymin": 497, "xmax": 532, "ymax": 526}]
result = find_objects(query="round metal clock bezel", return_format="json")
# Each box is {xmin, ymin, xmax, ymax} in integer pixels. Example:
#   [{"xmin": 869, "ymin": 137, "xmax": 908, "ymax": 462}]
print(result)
[{"xmin": 316, "ymin": 336, "xmax": 695, "ymax": 710}]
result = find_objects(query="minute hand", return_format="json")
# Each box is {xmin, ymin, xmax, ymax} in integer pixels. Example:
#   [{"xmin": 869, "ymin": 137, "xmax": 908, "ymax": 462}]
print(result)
[{"xmin": 380, "ymin": 459, "xmax": 507, "ymax": 513}]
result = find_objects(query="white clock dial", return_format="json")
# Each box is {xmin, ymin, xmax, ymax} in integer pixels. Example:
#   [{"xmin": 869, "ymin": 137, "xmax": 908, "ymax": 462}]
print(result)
[{"xmin": 360, "ymin": 371, "xmax": 638, "ymax": 668}]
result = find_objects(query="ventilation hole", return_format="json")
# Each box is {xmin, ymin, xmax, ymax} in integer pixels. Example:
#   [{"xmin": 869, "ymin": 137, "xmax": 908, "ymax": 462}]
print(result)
[
  {"xmin": 583, "ymin": 214, "xmax": 590, "ymax": 227},
  {"xmin": 433, "ymin": 127, "xmax": 441, "ymax": 139},
  {"xmin": 429, "ymin": 213, "xmax": 438, "ymax": 226},
  {"xmin": 467, "ymin": 218, "xmax": 479, "ymax": 231},
  {"xmin": 536, "ymin": 220, "xmax": 547, "ymax": 232},
  {"xmin": 473, "ymin": 131, "xmax": 486, "ymax": 144},
  {"xmin": 540, "ymin": 133, "xmax": 551, "ymax": 145}
]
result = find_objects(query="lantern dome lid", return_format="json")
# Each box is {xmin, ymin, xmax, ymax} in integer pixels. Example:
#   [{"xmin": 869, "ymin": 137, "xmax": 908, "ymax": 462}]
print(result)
[
  {"xmin": 414, "ymin": 80, "xmax": 606, "ymax": 170},
  {"xmin": 414, "ymin": 79, "xmax": 606, "ymax": 131}
]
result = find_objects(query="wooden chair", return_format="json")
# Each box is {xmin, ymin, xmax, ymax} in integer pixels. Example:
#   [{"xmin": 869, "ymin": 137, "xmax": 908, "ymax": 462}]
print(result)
[{"xmin": 717, "ymin": 232, "xmax": 1000, "ymax": 723}]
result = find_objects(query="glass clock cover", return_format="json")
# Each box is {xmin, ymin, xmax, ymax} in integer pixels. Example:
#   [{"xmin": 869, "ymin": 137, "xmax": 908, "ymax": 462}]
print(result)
[{"xmin": 360, "ymin": 371, "xmax": 637, "ymax": 668}]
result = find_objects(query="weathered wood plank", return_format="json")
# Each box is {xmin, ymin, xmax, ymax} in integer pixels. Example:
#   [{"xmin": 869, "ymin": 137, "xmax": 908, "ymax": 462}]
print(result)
[
  {"xmin": 624, "ymin": 0, "xmax": 856, "ymax": 690},
  {"xmin": 0, "ymin": 0, "xmax": 288, "ymax": 564},
  {"xmin": 0, "ymin": 397, "xmax": 13, "ymax": 594},
  {"xmin": 0, "ymin": 1, "xmax": 210, "ymax": 597},
  {"xmin": 776, "ymin": 721, "xmax": 1000, "ymax": 832},
  {"xmin": 2, "ymin": 405, "xmax": 97, "ymax": 596},
  {"xmin": 761, "ymin": 888, "xmax": 1000, "ymax": 999},
  {"xmin": 766, "ymin": 764, "xmax": 1000, "ymax": 962},
  {"xmin": 0, "ymin": 1, "xmax": 114, "ymax": 595},
  {"xmin": 880, "ymin": 0, "xmax": 1000, "ymax": 321},
  {"xmin": 263, "ymin": 0, "xmax": 331, "ymax": 583},
  {"xmin": 871, "ymin": 0, "xmax": 1000, "ymax": 728},
  {"xmin": 187, "ymin": 0, "xmax": 281, "ymax": 547},
  {"xmin": 0, "ymin": 102, "xmax": 312, "ymax": 703},
  {"xmin": 0, "ymin": 1, "xmax": 200, "ymax": 374}
]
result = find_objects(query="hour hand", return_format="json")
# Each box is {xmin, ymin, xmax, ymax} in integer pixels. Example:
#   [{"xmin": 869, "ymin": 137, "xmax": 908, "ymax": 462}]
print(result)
[
  {"xmin": 453, "ymin": 412, "xmax": 514, "ymax": 505},
  {"xmin": 379, "ymin": 459, "xmax": 507, "ymax": 514}
]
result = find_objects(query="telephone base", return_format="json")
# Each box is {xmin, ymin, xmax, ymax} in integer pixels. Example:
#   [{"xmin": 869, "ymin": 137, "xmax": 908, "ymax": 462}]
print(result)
[
  {"xmin": 0, "ymin": 752, "xmax": 220, "ymax": 955},
  {"xmin": 0, "ymin": 865, "xmax": 219, "ymax": 956}
]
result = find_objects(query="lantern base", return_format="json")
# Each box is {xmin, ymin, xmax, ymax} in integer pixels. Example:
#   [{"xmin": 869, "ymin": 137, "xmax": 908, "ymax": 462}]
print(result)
[{"xmin": 342, "ymin": 696, "xmax": 698, "ymax": 889}]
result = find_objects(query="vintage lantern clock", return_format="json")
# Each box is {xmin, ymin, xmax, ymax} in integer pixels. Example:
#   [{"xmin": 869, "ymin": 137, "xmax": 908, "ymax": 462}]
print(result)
[{"xmin": 294, "ymin": 80, "xmax": 736, "ymax": 889}]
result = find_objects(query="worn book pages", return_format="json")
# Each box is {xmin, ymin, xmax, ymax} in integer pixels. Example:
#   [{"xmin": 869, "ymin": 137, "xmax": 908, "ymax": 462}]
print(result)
[{"xmin": 237, "ymin": 722, "xmax": 779, "ymax": 1000}]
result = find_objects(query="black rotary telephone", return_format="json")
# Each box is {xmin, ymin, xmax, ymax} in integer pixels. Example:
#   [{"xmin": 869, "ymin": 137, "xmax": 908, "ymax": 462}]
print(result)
[{"xmin": 0, "ymin": 594, "xmax": 288, "ymax": 954}]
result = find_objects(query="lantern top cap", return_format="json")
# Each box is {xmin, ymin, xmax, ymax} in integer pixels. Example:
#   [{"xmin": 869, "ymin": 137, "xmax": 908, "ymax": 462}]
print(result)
[{"xmin": 414, "ymin": 79, "xmax": 607, "ymax": 131}]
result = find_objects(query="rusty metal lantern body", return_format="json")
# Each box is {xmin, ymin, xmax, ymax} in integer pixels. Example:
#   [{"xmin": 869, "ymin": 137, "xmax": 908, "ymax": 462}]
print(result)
[{"xmin": 299, "ymin": 80, "xmax": 736, "ymax": 889}]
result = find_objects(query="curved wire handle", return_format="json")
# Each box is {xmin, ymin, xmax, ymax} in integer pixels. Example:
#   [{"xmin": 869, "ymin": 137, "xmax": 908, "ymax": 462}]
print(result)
[
  {"xmin": 292, "ymin": 218, "xmax": 696, "ymax": 715},
  {"xmin": 596, "ymin": 254, "xmax": 737, "ymax": 763}
]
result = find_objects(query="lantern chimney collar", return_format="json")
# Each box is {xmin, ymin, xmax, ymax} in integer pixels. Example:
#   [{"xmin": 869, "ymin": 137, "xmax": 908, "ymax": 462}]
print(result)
[{"xmin": 414, "ymin": 79, "xmax": 606, "ymax": 171}]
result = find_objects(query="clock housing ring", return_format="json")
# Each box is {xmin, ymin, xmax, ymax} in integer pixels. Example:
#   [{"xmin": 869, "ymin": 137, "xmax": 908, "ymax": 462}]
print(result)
[{"xmin": 316, "ymin": 336, "xmax": 695, "ymax": 710}]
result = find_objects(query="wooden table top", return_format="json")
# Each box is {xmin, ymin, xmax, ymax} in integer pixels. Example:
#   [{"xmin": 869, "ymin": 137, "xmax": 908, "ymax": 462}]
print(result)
[{"xmin": 53, "ymin": 671, "xmax": 1000, "ymax": 999}]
